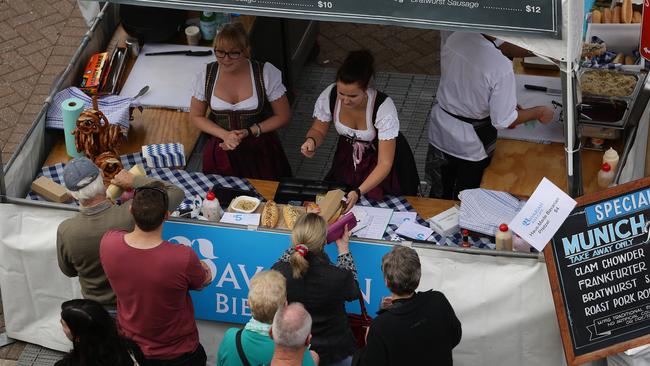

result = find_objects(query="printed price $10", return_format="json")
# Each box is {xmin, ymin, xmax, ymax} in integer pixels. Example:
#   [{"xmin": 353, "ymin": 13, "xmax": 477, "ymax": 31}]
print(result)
[{"xmin": 318, "ymin": 1, "xmax": 333, "ymax": 8}]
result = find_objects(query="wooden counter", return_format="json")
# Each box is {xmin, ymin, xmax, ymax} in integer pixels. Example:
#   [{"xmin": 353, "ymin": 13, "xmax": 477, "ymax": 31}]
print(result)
[
  {"xmin": 44, "ymin": 108, "xmax": 201, "ymax": 166},
  {"xmin": 482, "ymin": 139, "xmax": 602, "ymax": 198}
]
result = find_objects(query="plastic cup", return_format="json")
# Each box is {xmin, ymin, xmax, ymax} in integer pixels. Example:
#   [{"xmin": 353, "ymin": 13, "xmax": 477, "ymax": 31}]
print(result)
[{"xmin": 185, "ymin": 26, "xmax": 201, "ymax": 46}]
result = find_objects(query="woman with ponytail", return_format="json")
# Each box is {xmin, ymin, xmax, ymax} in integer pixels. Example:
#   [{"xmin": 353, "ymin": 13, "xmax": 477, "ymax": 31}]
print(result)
[
  {"xmin": 300, "ymin": 49, "xmax": 419, "ymax": 212},
  {"xmin": 273, "ymin": 213, "xmax": 359, "ymax": 366}
]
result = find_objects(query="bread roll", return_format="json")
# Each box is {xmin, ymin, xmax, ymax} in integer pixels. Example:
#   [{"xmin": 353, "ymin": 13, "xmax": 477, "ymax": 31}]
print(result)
[
  {"xmin": 633, "ymin": 11, "xmax": 642, "ymax": 23},
  {"xmin": 612, "ymin": 53, "xmax": 624, "ymax": 64},
  {"xmin": 603, "ymin": 7, "xmax": 612, "ymax": 23},
  {"xmin": 261, "ymin": 201, "xmax": 279, "ymax": 228},
  {"xmin": 622, "ymin": 0, "xmax": 633, "ymax": 23},
  {"xmin": 612, "ymin": 5, "xmax": 621, "ymax": 23},
  {"xmin": 591, "ymin": 9, "xmax": 602, "ymax": 23},
  {"xmin": 625, "ymin": 55, "xmax": 636, "ymax": 65},
  {"xmin": 283, "ymin": 205, "xmax": 301, "ymax": 230}
]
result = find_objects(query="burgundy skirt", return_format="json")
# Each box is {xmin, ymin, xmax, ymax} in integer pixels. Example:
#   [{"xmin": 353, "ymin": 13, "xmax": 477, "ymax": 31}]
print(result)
[
  {"xmin": 325, "ymin": 137, "xmax": 401, "ymax": 200},
  {"xmin": 202, "ymin": 132, "xmax": 292, "ymax": 180}
]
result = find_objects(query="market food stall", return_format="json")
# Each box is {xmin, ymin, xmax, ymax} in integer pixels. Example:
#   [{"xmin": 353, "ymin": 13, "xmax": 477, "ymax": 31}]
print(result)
[{"xmin": 1, "ymin": 0, "xmax": 649, "ymax": 365}]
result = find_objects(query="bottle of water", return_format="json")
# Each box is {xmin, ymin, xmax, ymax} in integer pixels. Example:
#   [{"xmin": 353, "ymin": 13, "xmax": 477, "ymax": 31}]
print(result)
[{"xmin": 200, "ymin": 11, "xmax": 218, "ymax": 42}]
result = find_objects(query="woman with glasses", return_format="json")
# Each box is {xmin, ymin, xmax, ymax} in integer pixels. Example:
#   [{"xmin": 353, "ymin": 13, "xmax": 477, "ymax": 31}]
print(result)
[
  {"xmin": 300, "ymin": 50, "xmax": 419, "ymax": 211},
  {"xmin": 190, "ymin": 22, "xmax": 292, "ymax": 179}
]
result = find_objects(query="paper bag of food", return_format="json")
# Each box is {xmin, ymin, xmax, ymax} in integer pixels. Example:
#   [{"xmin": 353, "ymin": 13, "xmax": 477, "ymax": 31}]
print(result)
[{"xmin": 318, "ymin": 189, "xmax": 346, "ymax": 224}]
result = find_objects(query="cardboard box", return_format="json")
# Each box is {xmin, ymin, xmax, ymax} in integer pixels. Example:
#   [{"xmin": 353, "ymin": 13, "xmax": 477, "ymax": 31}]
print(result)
[
  {"xmin": 31, "ymin": 176, "xmax": 72, "ymax": 203},
  {"xmin": 427, "ymin": 206, "xmax": 460, "ymax": 238}
]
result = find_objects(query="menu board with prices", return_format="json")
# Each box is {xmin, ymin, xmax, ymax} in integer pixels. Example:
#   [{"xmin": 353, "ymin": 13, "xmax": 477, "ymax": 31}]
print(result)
[
  {"xmin": 545, "ymin": 178, "xmax": 650, "ymax": 365},
  {"xmin": 150, "ymin": 0, "xmax": 561, "ymax": 38}
]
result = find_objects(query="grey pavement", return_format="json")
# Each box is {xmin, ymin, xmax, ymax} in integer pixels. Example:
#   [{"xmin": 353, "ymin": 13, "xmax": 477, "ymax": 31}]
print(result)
[{"xmin": 0, "ymin": 0, "xmax": 87, "ymax": 166}]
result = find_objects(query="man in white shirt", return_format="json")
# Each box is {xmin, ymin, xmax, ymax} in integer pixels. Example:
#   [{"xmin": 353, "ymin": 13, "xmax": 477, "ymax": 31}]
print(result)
[{"xmin": 426, "ymin": 32, "xmax": 554, "ymax": 200}]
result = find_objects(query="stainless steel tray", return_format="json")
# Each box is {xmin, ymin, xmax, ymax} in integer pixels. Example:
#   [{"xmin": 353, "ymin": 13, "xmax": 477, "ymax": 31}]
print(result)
[{"xmin": 578, "ymin": 69, "xmax": 647, "ymax": 129}]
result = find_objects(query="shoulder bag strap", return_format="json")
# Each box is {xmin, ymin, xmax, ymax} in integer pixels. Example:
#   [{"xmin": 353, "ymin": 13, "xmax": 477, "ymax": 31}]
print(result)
[
  {"xmin": 236, "ymin": 328, "xmax": 253, "ymax": 366},
  {"xmin": 127, "ymin": 349, "xmax": 140, "ymax": 366},
  {"xmin": 356, "ymin": 281, "xmax": 370, "ymax": 319}
]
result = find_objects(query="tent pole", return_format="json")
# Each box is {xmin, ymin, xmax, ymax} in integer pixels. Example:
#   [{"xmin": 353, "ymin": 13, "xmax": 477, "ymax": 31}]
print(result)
[
  {"xmin": 0, "ymin": 151, "xmax": 6, "ymax": 203},
  {"xmin": 562, "ymin": 67, "xmax": 583, "ymax": 197}
]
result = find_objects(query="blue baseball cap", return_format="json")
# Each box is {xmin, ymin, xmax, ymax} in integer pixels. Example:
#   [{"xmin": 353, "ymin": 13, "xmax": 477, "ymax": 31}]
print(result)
[{"xmin": 63, "ymin": 157, "xmax": 101, "ymax": 191}]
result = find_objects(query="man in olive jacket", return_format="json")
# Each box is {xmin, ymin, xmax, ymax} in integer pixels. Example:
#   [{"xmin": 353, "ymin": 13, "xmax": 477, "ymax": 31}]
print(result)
[{"xmin": 56, "ymin": 157, "xmax": 185, "ymax": 309}]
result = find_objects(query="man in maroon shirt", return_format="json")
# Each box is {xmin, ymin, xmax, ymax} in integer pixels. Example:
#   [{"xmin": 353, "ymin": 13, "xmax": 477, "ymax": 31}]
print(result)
[{"xmin": 100, "ymin": 182, "xmax": 212, "ymax": 365}]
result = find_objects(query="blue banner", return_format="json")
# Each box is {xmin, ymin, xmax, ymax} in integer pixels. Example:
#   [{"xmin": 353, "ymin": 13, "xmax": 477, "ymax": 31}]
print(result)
[
  {"xmin": 162, "ymin": 221, "xmax": 392, "ymax": 324},
  {"xmin": 584, "ymin": 188, "xmax": 650, "ymax": 226}
]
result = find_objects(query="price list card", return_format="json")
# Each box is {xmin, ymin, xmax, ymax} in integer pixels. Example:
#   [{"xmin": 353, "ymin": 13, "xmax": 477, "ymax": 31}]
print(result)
[{"xmin": 225, "ymin": 0, "xmax": 560, "ymax": 37}]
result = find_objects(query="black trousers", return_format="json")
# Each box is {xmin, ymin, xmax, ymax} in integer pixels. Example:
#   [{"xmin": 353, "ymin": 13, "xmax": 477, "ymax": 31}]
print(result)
[
  {"xmin": 426, "ymin": 144, "xmax": 492, "ymax": 200},
  {"xmin": 146, "ymin": 343, "xmax": 207, "ymax": 366}
]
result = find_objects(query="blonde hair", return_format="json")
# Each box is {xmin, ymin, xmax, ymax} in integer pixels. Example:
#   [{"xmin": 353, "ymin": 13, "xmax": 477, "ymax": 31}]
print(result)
[
  {"xmin": 248, "ymin": 270, "xmax": 286, "ymax": 324},
  {"xmin": 212, "ymin": 22, "xmax": 250, "ymax": 58},
  {"xmin": 290, "ymin": 213, "xmax": 327, "ymax": 279}
]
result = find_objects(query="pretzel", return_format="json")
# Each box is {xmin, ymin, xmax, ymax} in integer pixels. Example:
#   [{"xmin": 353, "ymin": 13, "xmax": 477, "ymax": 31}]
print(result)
[{"xmin": 94, "ymin": 151, "xmax": 123, "ymax": 185}]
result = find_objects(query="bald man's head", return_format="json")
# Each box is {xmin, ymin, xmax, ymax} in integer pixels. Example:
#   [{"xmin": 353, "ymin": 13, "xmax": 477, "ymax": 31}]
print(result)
[{"xmin": 272, "ymin": 302, "xmax": 312, "ymax": 349}]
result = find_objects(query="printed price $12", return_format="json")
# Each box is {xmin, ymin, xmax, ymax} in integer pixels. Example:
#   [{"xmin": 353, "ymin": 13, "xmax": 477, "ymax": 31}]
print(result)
[{"xmin": 526, "ymin": 5, "xmax": 541, "ymax": 13}]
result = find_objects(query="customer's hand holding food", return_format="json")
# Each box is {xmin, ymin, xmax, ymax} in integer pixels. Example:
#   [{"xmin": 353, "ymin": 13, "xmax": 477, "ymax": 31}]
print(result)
[
  {"xmin": 111, "ymin": 169, "xmax": 134, "ymax": 189},
  {"xmin": 300, "ymin": 137, "xmax": 317, "ymax": 158},
  {"xmin": 335, "ymin": 224, "xmax": 351, "ymax": 255}
]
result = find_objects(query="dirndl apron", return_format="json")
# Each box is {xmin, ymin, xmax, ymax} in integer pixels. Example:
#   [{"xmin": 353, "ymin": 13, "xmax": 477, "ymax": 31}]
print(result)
[
  {"xmin": 324, "ymin": 87, "xmax": 420, "ymax": 200},
  {"xmin": 201, "ymin": 60, "xmax": 292, "ymax": 180}
]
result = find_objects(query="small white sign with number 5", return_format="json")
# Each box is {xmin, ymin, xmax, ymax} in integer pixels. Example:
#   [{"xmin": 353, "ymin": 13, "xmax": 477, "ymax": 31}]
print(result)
[{"xmin": 220, "ymin": 212, "xmax": 260, "ymax": 226}]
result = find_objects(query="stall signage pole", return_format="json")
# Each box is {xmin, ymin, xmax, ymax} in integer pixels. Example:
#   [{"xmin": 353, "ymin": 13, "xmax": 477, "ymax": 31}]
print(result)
[
  {"xmin": 118, "ymin": 0, "xmax": 561, "ymax": 38},
  {"xmin": 544, "ymin": 177, "xmax": 650, "ymax": 365},
  {"xmin": 640, "ymin": 0, "xmax": 650, "ymax": 61}
]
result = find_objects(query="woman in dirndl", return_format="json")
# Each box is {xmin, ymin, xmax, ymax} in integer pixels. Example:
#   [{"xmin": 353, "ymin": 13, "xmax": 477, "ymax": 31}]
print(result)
[
  {"xmin": 300, "ymin": 50, "xmax": 419, "ymax": 211},
  {"xmin": 190, "ymin": 22, "xmax": 292, "ymax": 180}
]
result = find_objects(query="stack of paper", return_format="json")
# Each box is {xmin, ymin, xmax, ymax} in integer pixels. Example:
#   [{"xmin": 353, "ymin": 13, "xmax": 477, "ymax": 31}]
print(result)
[
  {"xmin": 350, "ymin": 206, "xmax": 393, "ymax": 240},
  {"xmin": 142, "ymin": 143, "xmax": 185, "ymax": 168},
  {"xmin": 458, "ymin": 188, "xmax": 524, "ymax": 236}
]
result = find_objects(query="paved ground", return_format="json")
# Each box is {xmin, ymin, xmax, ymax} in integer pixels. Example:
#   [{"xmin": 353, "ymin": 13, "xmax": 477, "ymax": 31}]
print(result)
[
  {"xmin": 0, "ymin": 0, "xmax": 87, "ymax": 166},
  {"xmin": 316, "ymin": 22, "xmax": 441, "ymax": 75}
]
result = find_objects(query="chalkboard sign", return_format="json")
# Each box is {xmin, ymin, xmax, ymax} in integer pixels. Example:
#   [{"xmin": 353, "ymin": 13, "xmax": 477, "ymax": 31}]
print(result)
[
  {"xmin": 545, "ymin": 178, "xmax": 650, "ymax": 365},
  {"xmin": 110, "ymin": 0, "xmax": 561, "ymax": 38}
]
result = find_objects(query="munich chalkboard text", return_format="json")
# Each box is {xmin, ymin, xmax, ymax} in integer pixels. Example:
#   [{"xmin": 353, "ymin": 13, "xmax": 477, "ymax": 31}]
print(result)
[{"xmin": 545, "ymin": 178, "xmax": 650, "ymax": 365}]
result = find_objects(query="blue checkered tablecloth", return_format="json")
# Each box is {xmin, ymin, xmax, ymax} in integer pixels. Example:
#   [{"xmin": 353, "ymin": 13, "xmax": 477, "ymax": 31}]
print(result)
[
  {"xmin": 27, "ymin": 152, "xmax": 261, "ymax": 210},
  {"xmin": 357, "ymin": 196, "xmax": 493, "ymax": 249},
  {"xmin": 28, "ymin": 153, "xmax": 492, "ymax": 248}
]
